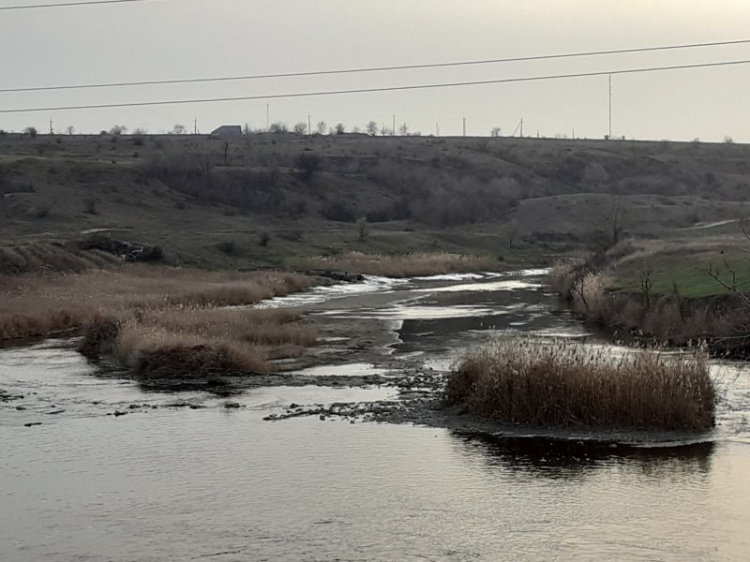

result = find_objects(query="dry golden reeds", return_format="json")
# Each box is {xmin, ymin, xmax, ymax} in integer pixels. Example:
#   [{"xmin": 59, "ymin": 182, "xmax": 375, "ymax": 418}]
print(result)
[
  {"xmin": 0, "ymin": 265, "xmax": 315, "ymax": 341},
  {"xmin": 445, "ymin": 338, "xmax": 715, "ymax": 431}
]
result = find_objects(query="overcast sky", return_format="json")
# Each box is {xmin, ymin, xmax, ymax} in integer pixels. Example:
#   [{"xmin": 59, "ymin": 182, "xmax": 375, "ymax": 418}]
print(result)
[{"xmin": 1, "ymin": 0, "xmax": 750, "ymax": 141}]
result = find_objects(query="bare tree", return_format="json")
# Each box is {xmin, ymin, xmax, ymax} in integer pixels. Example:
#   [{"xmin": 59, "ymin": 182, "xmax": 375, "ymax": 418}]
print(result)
[
  {"xmin": 704, "ymin": 261, "xmax": 750, "ymax": 309},
  {"xmin": 23, "ymin": 126, "xmax": 38, "ymax": 139},
  {"xmin": 334, "ymin": 123, "xmax": 346, "ymax": 135},
  {"xmin": 109, "ymin": 125, "xmax": 128, "ymax": 135},
  {"xmin": 316, "ymin": 121, "xmax": 327, "ymax": 135},
  {"xmin": 603, "ymin": 195, "xmax": 623, "ymax": 247},
  {"xmin": 357, "ymin": 217, "xmax": 370, "ymax": 242},
  {"xmin": 366, "ymin": 121, "xmax": 378, "ymax": 136},
  {"xmin": 490, "ymin": 127, "xmax": 501, "ymax": 137},
  {"xmin": 639, "ymin": 261, "xmax": 653, "ymax": 312},
  {"xmin": 269, "ymin": 122, "xmax": 288, "ymax": 134},
  {"xmin": 172, "ymin": 124, "xmax": 186, "ymax": 135},
  {"xmin": 398, "ymin": 122, "xmax": 409, "ymax": 136},
  {"xmin": 66, "ymin": 126, "xmax": 75, "ymax": 136},
  {"xmin": 293, "ymin": 122, "xmax": 307, "ymax": 135}
]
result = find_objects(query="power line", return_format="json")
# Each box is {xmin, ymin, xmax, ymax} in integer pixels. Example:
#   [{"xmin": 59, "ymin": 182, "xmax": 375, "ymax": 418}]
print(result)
[
  {"xmin": 1, "ymin": 58, "xmax": 748, "ymax": 115},
  {"xmin": 0, "ymin": 0, "xmax": 161, "ymax": 10},
  {"xmin": 2, "ymin": 38, "xmax": 750, "ymax": 94}
]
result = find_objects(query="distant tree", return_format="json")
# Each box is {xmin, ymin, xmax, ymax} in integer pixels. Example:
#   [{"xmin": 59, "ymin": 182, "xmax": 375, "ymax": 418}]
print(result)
[
  {"xmin": 316, "ymin": 121, "xmax": 327, "ymax": 135},
  {"xmin": 109, "ymin": 125, "xmax": 128, "ymax": 135},
  {"xmin": 583, "ymin": 162, "xmax": 609, "ymax": 189},
  {"xmin": 334, "ymin": 123, "xmax": 346, "ymax": 135},
  {"xmin": 490, "ymin": 127, "xmax": 501, "ymax": 138},
  {"xmin": 269, "ymin": 121, "xmax": 288, "ymax": 134},
  {"xmin": 242, "ymin": 123, "xmax": 252, "ymax": 135},
  {"xmin": 293, "ymin": 122, "xmax": 308, "ymax": 135},
  {"xmin": 172, "ymin": 124, "xmax": 186, "ymax": 135},
  {"xmin": 294, "ymin": 152, "xmax": 322, "ymax": 180},
  {"xmin": 352, "ymin": 126, "xmax": 362, "ymax": 134},
  {"xmin": 23, "ymin": 126, "xmax": 38, "ymax": 139},
  {"xmin": 366, "ymin": 121, "xmax": 378, "ymax": 136},
  {"xmin": 357, "ymin": 217, "xmax": 370, "ymax": 242},
  {"xmin": 132, "ymin": 128, "xmax": 147, "ymax": 135},
  {"xmin": 724, "ymin": 136, "xmax": 735, "ymax": 144},
  {"xmin": 380, "ymin": 127, "xmax": 393, "ymax": 136},
  {"xmin": 66, "ymin": 126, "xmax": 75, "ymax": 136},
  {"xmin": 398, "ymin": 123, "xmax": 409, "ymax": 136},
  {"xmin": 83, "ymin": 195, "xmax": 100, "ymax": 215}
]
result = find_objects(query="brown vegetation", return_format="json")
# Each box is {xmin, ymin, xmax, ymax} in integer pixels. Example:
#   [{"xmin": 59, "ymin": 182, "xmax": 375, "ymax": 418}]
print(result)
[
  {"xmin": 297, "ymin": 252, "xmax": 500, "ymax": 277},
  {"xmin": 81, "ymin": 307, "xmax": 317, "ymax": 377},
  {"xmin": 0, "ymin": 264, "xmax": 316, "ymax": 345},
  {"xmin": 445, "ymin": 338, "xmax": 715, "ymax": 431},
  {"xmin": 0, "ymin": 243, "xmax": 122, "ymax": 276},
  {"xmin": 549, "ymin": 240, "xmax": 750, "ymax": 356}
]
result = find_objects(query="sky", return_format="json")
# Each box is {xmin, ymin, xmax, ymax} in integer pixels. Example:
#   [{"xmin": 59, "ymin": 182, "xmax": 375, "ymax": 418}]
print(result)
[{"xmin": 1, "ymin": 0, "xmax": 750, "ymax": 141}]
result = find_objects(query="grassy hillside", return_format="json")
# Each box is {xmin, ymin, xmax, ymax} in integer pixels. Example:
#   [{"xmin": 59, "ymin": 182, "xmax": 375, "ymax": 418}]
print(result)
[{"xmin": 2, "ymin": 131, "xmax": 750, "ymax": 271}]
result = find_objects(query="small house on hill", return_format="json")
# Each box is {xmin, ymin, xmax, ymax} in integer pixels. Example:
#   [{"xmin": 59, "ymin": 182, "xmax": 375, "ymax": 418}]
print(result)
[{"xmin": 210, "ymin": 125, "xmax": 242, "ymax": 137}]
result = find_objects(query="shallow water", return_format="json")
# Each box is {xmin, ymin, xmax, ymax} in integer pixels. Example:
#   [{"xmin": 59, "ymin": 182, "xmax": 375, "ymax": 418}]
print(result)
[{"xmin": 2, "ymin": 271, "xmax": 750, "ymax": 561}]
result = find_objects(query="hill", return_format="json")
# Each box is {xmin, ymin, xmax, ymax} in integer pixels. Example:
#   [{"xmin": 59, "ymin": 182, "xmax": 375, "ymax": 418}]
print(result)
[{"xmin": 2, "ymin": 131, "xmax": 750, "ymax": 271}]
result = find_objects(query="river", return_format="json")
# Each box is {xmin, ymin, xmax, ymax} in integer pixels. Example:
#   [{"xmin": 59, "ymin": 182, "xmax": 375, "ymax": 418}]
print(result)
[{"xmin": 2, "ymin": 270, "xmax": 749, "ymax": 561}]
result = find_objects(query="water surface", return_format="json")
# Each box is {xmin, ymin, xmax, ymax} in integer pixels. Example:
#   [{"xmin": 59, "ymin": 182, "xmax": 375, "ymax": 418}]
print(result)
[{"xmin": 2, "ymin": 270, "xmax": 749, "ymax": 561}]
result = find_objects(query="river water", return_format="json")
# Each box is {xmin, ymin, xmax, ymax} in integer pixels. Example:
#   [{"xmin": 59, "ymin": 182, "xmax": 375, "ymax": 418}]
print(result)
[{"xmin": 2, "ymin": 271, "xmax": 749, "ymax": 561}]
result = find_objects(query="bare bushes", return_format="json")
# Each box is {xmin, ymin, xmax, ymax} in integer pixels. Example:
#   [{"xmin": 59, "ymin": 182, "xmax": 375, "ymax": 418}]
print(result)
[
  {"xmin": 445, "ymin": 338, "xmax": 715, "ymax": 431},
  {"xmin": 298, "ymin": 252, "xmax": 499, "ymax": 277}
]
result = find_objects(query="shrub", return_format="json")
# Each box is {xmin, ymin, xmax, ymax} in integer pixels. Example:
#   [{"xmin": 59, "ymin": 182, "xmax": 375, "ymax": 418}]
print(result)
[
  {"xmin": 293, "ymin": 152, "xmax": 322, "ymax": 180},
  {"xmin": 216, "ymin": 240, "xmax": 237, "ymax": 255},
  {"xmin": 445, "ymin": 338, "xmax": 715, "ymax": 431},
  {"xmin": 83, "ymin": 195, "xmax": 99, "ymax": 215}
]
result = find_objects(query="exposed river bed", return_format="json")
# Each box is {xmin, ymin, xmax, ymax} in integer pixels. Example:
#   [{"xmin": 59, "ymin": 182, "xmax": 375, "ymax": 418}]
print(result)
[{"xmin": 2, "ymin": 270, "xmax": 750, "ymax": 561}]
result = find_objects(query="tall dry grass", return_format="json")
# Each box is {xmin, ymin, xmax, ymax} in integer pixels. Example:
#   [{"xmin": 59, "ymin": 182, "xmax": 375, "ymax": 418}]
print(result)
[
  {"xmin": 0, "ymin": 265, "xmax": 315, "ymax": 341},
  {"xmin": 84, "ymin": 308, "xmax": 318, "ymax": 377},
  {"xmin": 445, "ymin": 338, "xmax": 715, "ymax": 431},
  {"xmin": 297, "ymin": 251, "xmax": 499, "ymax": 277}
]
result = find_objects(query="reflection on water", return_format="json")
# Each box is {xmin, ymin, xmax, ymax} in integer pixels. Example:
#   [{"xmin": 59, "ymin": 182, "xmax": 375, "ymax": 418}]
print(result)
[{"xmin": 452, "ymin": 432, "xmax": 715, "ymax": 480}]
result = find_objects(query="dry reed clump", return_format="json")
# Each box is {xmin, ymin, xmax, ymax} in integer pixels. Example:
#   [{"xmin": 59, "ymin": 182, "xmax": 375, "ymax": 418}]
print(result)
[
  {"xmin": 297, "ymin": 252, "xmax": 499, "ymax": 277},
  {"xmin": 445, "ymin": 338, "xmax": 716, "ymax": 431},
  {"xmin": 79, "ymin": 307, "xmax": 317, "ymax": 377}
]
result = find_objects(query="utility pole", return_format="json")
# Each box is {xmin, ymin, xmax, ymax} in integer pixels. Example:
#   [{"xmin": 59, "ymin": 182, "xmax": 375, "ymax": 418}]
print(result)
[
  {"xmin": 266, "ymin": 104, "xmax": 270, "ymax": 131},
  {"xmin": 436, "ymin": 122, "xmax": 440, "ymax": 137},
  {"xmin": 49, "ymin": 119, "xmax": 53, "ymax": 135},
  {"xmin": 462, "ymin": 117, "xmax": 467, "ymax": 137},
  {"xmin": 608, "ymin": 75, "xmax": 613, "ymax": 139},
  {"xmin": 194, "ymin": 118, "xmax": 198, "ymax": 135},
  {"xmin": 520, "ymin": 118, "xmax": 524, "ymax": 138},
  {"xmin": 392, "ymin": 115, "xmax": 396, "ymax": 135}
]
